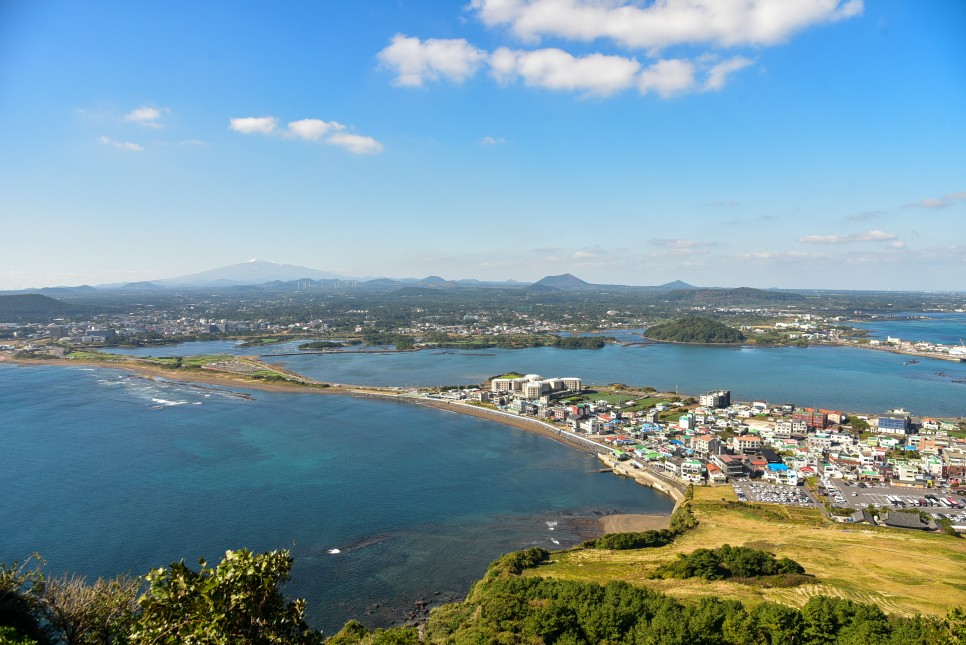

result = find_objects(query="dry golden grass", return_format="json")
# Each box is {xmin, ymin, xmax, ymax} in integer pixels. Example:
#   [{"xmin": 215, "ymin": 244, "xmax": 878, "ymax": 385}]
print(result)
[{"xmin": 531, "ymin": 485, "xmax": 966, "ymax": 616}]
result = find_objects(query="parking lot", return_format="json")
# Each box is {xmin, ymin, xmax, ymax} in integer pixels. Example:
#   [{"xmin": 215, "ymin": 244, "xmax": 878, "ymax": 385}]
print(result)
[
  {"xmin": 732, "ymin": 481, "xmax": 817, "ymax": 507},
  {"xmin": 821, "ymin": 479, "xmax": 966, "ymax": 515},
  {"xmin": 731, "ymin": 479, "xmax": 966, "ymax": 523}
]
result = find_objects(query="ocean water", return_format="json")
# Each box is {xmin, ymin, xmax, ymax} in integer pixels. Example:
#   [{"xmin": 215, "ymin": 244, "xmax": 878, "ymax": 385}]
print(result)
[
  {"xmin": 113, "ymin": 340, "xmax": 966, "ymax": 417},
  {"xmin": 0, "ymin": 363, "xmax": 671, "ymax": 633},
  {"xmin": 850, "ymin": 311, "xmax": 966, "ymax": 346}
]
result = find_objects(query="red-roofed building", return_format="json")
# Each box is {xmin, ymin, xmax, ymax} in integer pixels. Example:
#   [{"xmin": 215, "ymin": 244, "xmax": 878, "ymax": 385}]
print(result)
[
  {"xmin": 706, "ymin": 462, "xmax": 727, "ymax": 484},
  {"xmin": 793, "ymin": 409, "xmax": 828, "ymax": 429}
]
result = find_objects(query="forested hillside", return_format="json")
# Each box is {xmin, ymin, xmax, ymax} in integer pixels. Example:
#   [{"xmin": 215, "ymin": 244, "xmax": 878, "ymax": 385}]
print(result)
[{"xmin": 645, "ymin": 316, "xmax": 746, "ymax": 343}]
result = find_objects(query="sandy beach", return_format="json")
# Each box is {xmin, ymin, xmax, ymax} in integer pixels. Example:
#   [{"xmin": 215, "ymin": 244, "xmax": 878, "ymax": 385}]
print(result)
[{"xmin": 599, "ymin": 514, "xmax": 671, "ymax": 532}]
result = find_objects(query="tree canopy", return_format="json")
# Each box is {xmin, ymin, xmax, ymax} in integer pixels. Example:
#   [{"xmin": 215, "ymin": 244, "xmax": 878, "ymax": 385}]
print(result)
[{"xmin": 645, "ymin": 316, "xmax": 745, "ymax": 343}]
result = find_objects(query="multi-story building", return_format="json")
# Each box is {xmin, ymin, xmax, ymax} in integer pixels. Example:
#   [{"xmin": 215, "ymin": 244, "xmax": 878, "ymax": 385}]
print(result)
[
  {"xmin": 700, "ymin": 390, "xmax": 731, "ymax": 409},
  {"xmin": 793, "ymin": 409, "xmax": 828, "ymax": 429},
  {"xmin": 490, "ymin": 374, "xmax": 581, "ymax": 400},
  {"xmin": 877, "ymin": 416, "xmax": 911, "ymax": 435},
  {"xmin": 692, "ymin": 434, "xmax": 721, "ymax": 456},
  {"xmin": 48, "ymin": 325, "xmax": 69, "ymax": 339},
  {"xmin": 774, "ymin": 420, "xmax": 794, "ymax": 437},
  {"xmin": 713, "ymin": 454, "xmax": 746, "ymax": 479},
  {"xmin": 732, "ymin": 434, "xmax": 762, "ymax": 454}
]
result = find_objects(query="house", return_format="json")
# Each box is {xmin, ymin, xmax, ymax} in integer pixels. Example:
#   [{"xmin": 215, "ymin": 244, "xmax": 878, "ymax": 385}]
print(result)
[
  {"xmin": 894, "ymin": 462, "xmax": 921, "ymax": 482},
  {"xmin": 747, "ymin": 455, "xmax": 768, "ymax": 478},
  {"xmin": 578, "ymin": 417, "xmax": 605, "ymax": 434},
  {"xmin": 681, "ymin": 459, "xmax": 705, "ymax": 484},
  {"xmin": 821, "ymin": 462, "xmax": 842, "ymax": 478},
  {"xmin": 763, "ymin": 463, "xmax": 793, "ymax": 484},
  {"xmin": 663, "ymin": 457, "xmax": 684, "ymax": 477},
  {"xmin": 807, "ymin": 434, "xmax": 833, "ymax": 451},
  {"xmin": 798, "ymin": 465, "xmax": 817, "ymax": 479},
  {"xmin": 706, "ymin": 462, "xmax": 727, "ymax": 484}
]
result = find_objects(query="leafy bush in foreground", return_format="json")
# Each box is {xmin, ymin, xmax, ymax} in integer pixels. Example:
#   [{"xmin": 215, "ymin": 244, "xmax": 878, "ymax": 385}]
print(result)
[{"xmin": 653, "ymin": 544, "xmax": 805, "ymax": 581}]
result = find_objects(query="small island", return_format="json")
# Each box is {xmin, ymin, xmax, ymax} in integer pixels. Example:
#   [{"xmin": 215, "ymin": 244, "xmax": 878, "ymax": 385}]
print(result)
[{"xmin": 644, "ymin": 316, "xmax": 746, "ymax": 344}]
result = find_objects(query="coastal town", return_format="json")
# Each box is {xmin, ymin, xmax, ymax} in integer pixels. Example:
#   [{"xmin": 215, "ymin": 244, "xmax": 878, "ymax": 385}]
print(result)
[{"xmin": 429, "ymin": 372, "xmax": 966, "ymax": 533}]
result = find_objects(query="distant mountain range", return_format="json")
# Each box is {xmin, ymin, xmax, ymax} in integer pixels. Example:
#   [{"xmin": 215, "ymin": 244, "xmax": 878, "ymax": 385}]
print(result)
[
  {"xmin": 0, "ymin": 294, "xmax": 93, "ymax": 321},
  {"xmin": 0, "ymin": 259, "xmax": 705, "ymax": 294},
  {"xmin": 154, "ymin": 259, "xmax": 349, "ymax": 287}
]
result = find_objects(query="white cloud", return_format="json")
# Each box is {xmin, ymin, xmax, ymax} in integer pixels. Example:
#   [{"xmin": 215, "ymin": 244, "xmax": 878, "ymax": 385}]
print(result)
[
  {"xmin": 326, "ymin": 132, "xmax": 384, "ymax": 155},
  {"xmin": 889, "ymin": 241, "xmax": 906, "ymax": 249},
  {"xmin": 703, "ymin": 56, "xmax": 754, "ymax": 91},
  {"xmin": 287, "ymin": 118, "xmax": 345, "ymax": 141},
  {"xmin": 798, "ymin": 229, "xmax": 898, "ymax": 244},
  {"xmin": 638, "ymin": 59, "xmax": 695, "ymax": 97},
  {"xmin": 946, "ymin": 191, "xmax": 966, "ymax": 201},
  {"xmin": 230, "ymin": 116, "xmax": 383, "ymax": 154},
  {"xmin": 123, "ymin": 106, "xmax": 165, "ymax": 127},
  {"xmin": 490, "ymin": 47, "xmax": 640, "ymax": 96},
  {"xmin": 743, "ymin": 250, "xmax": 832, "ymax": 261},
  {"xmin": 98, "ymin": 135, "xmax": 143, "ymax": 152},
  {"xmin": 229, "ymin": 116, "xmax": 278, "ymax": 135},
  {"xmin": 904, "ymin": 197, "xmax": 949, "ymax": 209},
  {"xmin": 481, "ymin": 136, "xmax": 507, "ymax": 145},
  {"xmin": 378, "ymin": 34, "xmax": 487, "ymax": 87},
  {"xmin": 378, "ymin": 40, "xmax": 751, "ymax": 99},
  {"xmin": 469, "ymin": 0, "xmax": 864, "ymax": 50},
  {"xmin": 854, "ymin": 230, "xmax": 898, "ymax": 242}
]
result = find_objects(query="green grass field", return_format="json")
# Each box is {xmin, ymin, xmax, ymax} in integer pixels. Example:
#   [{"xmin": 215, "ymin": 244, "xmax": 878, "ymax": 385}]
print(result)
[
  {"xmin": 563, "ymin": 392, "xmax": 639, "ymax": 405},
  {"xmin": 528, "ymin": 486, "xmax": 966, "ymax": 617}
]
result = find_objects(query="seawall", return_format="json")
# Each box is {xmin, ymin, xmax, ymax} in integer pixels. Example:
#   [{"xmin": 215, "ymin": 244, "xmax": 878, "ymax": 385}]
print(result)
[{"xmin": 597, "ymin": 454, "xmax": 687, "ymax": 509}]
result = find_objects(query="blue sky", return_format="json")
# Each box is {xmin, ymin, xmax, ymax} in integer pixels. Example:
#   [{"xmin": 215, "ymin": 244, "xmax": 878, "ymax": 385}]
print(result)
[{"xmin": 1, "ymin": 0, "xmax": 963, "ymax": 290}]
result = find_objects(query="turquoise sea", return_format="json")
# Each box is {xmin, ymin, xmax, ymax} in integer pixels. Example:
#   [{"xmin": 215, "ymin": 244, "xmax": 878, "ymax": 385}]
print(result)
[{"xmin": 0, "ymin": 363, "xmax": 671, "ymax": 633}]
